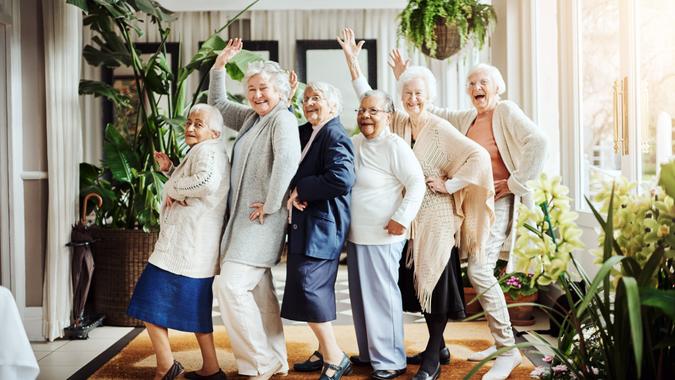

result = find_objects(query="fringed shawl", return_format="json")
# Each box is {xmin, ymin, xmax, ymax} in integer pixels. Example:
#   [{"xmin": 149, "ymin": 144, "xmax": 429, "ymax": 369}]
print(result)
[{"xmin": 391, "ymin": 111, "xmax": 495, "ymax": 312}]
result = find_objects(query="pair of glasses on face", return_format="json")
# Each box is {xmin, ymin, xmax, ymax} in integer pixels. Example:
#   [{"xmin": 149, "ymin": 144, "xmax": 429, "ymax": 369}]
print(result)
[
  {"xmin": 356, "ymin": 108, "xmax": 386, "ymax": 116},
  {"xmin": 301, "ymin": 95, "xmax": 323, "ymax": 104}
]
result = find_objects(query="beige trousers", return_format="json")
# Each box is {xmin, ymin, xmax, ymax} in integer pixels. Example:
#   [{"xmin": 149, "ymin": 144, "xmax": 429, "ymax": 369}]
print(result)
[
  {"xmin": 214, "ymin": 261, "xmax": 288, "ymax": 376},
  {"xmin": 467, "ymin": 195, "xmax": 515, "ymax": 348}
]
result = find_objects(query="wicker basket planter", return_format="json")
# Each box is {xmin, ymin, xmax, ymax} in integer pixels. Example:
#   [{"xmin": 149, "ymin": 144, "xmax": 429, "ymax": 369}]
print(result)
[
  {"xmin": 89, "ymin": 228, "xmax": 158, "ymax": 327},
  {"xmin": 421, "ymin": 19, "xmax": 462, "ymax": 60}
]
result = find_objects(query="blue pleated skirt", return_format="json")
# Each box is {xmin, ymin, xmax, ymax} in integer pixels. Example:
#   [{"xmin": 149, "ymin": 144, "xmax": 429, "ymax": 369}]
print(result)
[{"xmin": 127, "ymin": 263, "xmax": 214, "ymax": 333}]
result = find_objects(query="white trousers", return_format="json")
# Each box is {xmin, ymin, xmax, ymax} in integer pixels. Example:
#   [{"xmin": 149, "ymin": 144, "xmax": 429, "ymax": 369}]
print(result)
[
  {"xmin": 214, "ymin": 261, "xmax": 288, "ymax": 376},
  {"xmin": 467, "ymin": 196, "xmax": 515, "ymax": 348}
]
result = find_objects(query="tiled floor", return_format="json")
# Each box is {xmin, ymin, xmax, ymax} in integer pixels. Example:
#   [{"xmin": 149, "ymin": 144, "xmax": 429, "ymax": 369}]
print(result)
[{"xmin": 31, "ymin": 326, "xmax": 133, "ymax": 380}]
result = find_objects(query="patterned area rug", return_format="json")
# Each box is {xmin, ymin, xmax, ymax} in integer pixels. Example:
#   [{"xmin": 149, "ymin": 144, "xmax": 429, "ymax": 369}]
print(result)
[{"xmin": 91, "ymin": 323, "xmax": 534, "ymax": 379}]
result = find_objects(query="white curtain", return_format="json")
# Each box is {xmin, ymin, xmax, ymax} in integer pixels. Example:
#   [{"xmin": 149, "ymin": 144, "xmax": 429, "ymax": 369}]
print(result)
[
  {"xmin": 80, "ymin": 9, "xmax": 486, "ymax": 160},
  {"xmin": 42, "ymin": 0, "xmax": 82, "ymax": 341}
]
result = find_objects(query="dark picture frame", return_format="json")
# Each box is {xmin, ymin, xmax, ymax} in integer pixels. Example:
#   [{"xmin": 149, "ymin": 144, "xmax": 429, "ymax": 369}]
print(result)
[{"xmin": 295, "ymin": 39, "xmax": 378, "ymax": 89}]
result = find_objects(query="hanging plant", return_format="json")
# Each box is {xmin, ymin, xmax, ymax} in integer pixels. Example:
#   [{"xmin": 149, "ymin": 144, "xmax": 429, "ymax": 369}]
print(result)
[{"xmin": 399, "ymin": 0, "xmax": 496, "ymax": 60}]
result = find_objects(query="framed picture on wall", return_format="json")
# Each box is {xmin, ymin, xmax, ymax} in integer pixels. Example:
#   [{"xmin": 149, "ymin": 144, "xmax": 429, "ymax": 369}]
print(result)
[
  {"xmin": 198, "ymin": 40, "xmax": 280, "ymax": 103},
  {"xmin": 101, "ymin": 42, "xmax": 180, "ymax": 142},
  {"xmin": 295, "ymin": 39, "xmax": 377, "ymax": 131}
]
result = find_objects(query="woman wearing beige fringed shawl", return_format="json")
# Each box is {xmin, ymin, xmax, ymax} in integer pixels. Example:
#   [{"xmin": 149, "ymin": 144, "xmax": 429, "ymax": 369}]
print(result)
[{"xmin": 339, "ymin": 27, "xmax": 495, "ymax": 380}]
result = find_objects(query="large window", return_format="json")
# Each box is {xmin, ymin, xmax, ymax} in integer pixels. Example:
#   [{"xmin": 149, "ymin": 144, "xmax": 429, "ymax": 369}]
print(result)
[{"xmin": 568, "ymin": 0, "xmax": 675, "ymax": 210}]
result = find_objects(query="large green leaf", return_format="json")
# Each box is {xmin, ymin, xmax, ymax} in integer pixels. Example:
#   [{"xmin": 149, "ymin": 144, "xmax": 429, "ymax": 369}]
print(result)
[
  {"xmin": 66, "ymin": 0, "xmax": 89, "ymax": 12},
  {"xmin": 79, "ymin": 80, "xmax": 131, "ymax": 109},
  {"xmin": 576, "ymin": 255, "xmax": 626, "ymax": 317},
  {"xmin": 658, "ymin": 160, "xmax": 675, "ymax": 198},
  {"xmin": 640, "ymin": 288, "xmax": 675, "ymax": 320},
  {"xmin": 103, "ymin": 125, "xmax": 137, "ymax": 184},
  {"xmin": 226, "ymin": 50, "xmax": 265, "ymax": 81},
  {"xmin": 619, "ymin": 276, "xmax": 643, "ymax": 378}
]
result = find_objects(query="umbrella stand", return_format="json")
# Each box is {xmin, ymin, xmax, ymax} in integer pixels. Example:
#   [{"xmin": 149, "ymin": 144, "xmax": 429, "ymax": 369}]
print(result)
[{"xmin": 64, "ymin": 193, "xmax": 106, "ymax": 340}]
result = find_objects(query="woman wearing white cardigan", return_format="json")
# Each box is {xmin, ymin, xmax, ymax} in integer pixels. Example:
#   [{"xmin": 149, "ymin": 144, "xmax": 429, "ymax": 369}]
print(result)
[
  {"xmin": 390, "ymin": 52, "xmax": 548, "ymax": 380},
  {"xmin": 127, "ymin": 104, "xmax": 230, "ymax": 380}
]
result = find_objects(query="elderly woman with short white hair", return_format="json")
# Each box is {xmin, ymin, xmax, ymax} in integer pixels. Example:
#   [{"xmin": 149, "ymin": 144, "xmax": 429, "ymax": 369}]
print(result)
[
  {"xmin": 282, "ymin": 80, "xmax": 356, "ymax": 380},
  {"xmin": 339, "ymin": 28, "xmax": 495, "ymax": 380},
  {"xmin": 208, "ymin": 39, "xmax": 301, "ymax": 379},
  {"xmin": 390, "ymin": 52, "xmax": 548, "ymax": 380}
]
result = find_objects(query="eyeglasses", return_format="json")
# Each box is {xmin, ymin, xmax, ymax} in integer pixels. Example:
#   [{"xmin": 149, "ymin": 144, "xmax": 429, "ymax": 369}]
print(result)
[
  {"xmin": 467, "ymin": 79, "xmax": 490, "ymax": 88},
  {"xmin": 356, "ymin": 107, "xmax": 387, "ymax": 116},
  {"xmin": 301, "ymin": 95, "xmax": 323, "ymax": 104}
]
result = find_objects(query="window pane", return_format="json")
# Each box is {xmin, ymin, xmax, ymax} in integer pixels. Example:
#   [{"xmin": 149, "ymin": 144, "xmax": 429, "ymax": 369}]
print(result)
[{"xmin": 638, "ymin": 0, "xmax": 675, "ymax": 190}]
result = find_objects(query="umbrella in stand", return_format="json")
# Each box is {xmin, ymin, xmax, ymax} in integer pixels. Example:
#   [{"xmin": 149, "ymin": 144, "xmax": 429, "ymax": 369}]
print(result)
[{"xmin": 67, "ymin": 193, "xmax": 102, "ymax": 330}]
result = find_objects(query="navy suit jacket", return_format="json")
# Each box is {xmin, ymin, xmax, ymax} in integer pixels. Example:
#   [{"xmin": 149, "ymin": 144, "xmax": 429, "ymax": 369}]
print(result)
[{"xmin": 287, "ymin": 116, "xmax": 355, "ymax": 260}]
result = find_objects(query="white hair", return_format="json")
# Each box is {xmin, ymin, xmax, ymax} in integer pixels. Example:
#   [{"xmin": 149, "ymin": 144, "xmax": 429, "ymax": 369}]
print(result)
[
  {"xmin": 466, "ymin": 63, "xmax": 506, "ymax": 95},
  {"xmin": 397, "ymin": 65, "xmax": 438, "ymax": 102},
  {"xmin": 305, "ymin": 81, "xmax": 343, "ymax": 116},
  {"xmin": 360, "ymin": 89, "xmax": 395, "ymax": 113},
  {"xmin": 243, "ymin": 60, "xmax": 291, "ymax": 101},
  {"xmin": 189, "ymin": 103, "xmax": 224, "ymax": 136}
]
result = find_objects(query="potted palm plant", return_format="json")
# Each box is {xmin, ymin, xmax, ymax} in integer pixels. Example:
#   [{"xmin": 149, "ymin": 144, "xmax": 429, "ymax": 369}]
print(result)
[
  {"xmin": 69, "ymin": 0, "xmax": 261, "ymax": 326},
  {"xmin": 398, "ymin": 0, "xmax": 496, "ymax": 60}
]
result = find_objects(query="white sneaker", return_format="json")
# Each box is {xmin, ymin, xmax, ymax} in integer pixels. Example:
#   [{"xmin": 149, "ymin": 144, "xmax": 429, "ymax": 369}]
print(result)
[
  {"xmin": 467, "ymin": 345, "xmax": 497, "ymax": 361},
  {"xmin": 481, "ymin": 350, "xmax": 522, "ymax": 380}
]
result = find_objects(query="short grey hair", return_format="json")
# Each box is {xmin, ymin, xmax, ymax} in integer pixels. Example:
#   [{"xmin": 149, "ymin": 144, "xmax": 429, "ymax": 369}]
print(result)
[
  {"xmin": 397, "ymin": 65, "xmax": 438, "ymax": 101},
  {"xmin": 243, "ymin": 60, "xmax": 291, "ymax": 101},
  {"xmin": 305, "ymin": 81, "xmax": 343, "ymax": 116},
  {"xmin": 189, "ymin": 103, "xmax": 224, "ymax": 136},
  {"xmin": 467, "ymin": 63, "xmax": 506, "ymax": 96},
  {"xmin": 360, "ymin": 89, "xmax": 394, "ymax": 113}
]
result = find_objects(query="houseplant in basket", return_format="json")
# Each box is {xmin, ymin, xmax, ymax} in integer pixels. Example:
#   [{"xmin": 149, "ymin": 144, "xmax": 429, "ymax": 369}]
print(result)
[
  {"xmin": 69, "ymin": 0, "xmax": 261, "ymax": 326},
  {"xmin": 398, "ymin": 0, "xmax": 496, "ymax": 60}
]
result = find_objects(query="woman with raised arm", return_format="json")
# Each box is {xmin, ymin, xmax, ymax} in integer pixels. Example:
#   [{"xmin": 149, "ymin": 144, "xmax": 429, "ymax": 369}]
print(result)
[
  {"xmin": 388, "ymin": 50, "xmax": 548, "ymax": 380},
  {"xmin": 208, "ymin": 38, "xmax": 301, "ymax": 380},
  {"xmin": 338, "ymin": 28, "xmax": 495, "ymax": 380}
]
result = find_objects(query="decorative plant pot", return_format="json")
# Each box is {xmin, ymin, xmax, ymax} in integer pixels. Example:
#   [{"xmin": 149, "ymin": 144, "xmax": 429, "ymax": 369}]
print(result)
[
  {"xmin": 463, "ymin": 286, "xmax": 484, "ymax": 317},
  {"xmin": 89, "ymin": 228, "xmax": 158, "ymax": 327},
  {"xmin": 421, "ymin": 19, "xmax": 462, "ymax": 60},
  {"xmin": 505, "ymin": 292, "xmax": 539, "ymax": 326}
]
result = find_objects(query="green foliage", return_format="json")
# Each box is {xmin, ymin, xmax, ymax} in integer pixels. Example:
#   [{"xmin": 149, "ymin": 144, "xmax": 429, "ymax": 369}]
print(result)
[
  {"xmin": 69, "ymin": 0, "xmax": 260, "ymax": 231},
  {"xmin": 468, "ymin": 179, "xmax": 674, "ymax": 380},
  {"xmin": 398, "ymin": 0, "xmax": 496, "ymax": 58}
]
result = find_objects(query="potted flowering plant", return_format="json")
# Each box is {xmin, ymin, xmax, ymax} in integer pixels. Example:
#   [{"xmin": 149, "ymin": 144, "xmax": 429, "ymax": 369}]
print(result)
[{"xmin": 499, "ymin": 272, "xmax": 539, "ymax": 325}]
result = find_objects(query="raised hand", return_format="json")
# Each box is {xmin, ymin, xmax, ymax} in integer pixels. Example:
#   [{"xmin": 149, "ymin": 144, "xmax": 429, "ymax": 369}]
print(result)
[
  {"xmin": 213, "ymin": 38, "xmax": 243, "ymax": 70},
  {"xmin": 289, "ymin": 70, "xmax": 299, "ymax": 102},
  {"xmin": 388, "ymin": 48, "xmax": 410, "ymax": 80},
  {"xmin": 336, "ymin": 27, "xmax": 364, "ymax": 61},
  {"xmin": 153, "ymin": 151, "xmax": 172, "ymax": 172}
]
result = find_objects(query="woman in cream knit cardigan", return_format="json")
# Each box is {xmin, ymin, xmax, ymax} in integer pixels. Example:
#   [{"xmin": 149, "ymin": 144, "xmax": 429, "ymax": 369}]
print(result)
[
  {"xmin": 339, "ymin": 28, "xmax": 495, "ymax": 380},
  {"xmin": 390, "ymin": 52, "xmax": 548, "ymax": 380}
]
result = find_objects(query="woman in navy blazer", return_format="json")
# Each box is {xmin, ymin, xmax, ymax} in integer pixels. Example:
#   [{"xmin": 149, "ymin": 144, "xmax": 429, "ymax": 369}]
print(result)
[{"xmin": 281, "ymin": 81, "xmax": 355, "ymax": 380}]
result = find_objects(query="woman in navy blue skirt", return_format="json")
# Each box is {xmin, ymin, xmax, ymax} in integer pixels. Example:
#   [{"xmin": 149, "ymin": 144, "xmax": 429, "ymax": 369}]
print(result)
[
  {"xmin": 127, "ymin": 104, "xmax": 230, "ymax": 380},
  {"xmin": 282, "ymin": 80, "xmax": 355, "ymax": 380}
]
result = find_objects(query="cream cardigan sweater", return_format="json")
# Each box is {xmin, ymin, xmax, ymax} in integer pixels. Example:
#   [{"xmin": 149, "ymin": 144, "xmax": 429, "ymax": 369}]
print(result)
[
  {"xmin": 428, "ymin": 102, "xmax": 547, "ymax": 258},
  {"xmin": 148, "ymin": 139, "xmax": 230, "ymax": 278}
]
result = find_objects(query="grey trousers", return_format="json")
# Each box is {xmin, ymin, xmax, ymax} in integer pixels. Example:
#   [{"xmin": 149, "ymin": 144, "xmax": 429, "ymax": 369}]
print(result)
[
  {"xmin": 347, "ymin": 241, "xmax": 407, "ymax": 370},
  {"xmin": 468, "ymin": 195, "xmax": 516, "ymax": 348}
]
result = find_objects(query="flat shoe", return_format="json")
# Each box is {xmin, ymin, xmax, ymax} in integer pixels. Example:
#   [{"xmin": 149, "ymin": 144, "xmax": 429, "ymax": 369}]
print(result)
[
  {"xmin": 371, "ymin": 368, "xmax": 406, "ymax": 380},
  {"xmin": 184, "ymin": 369, "xmax": 227, "ymax": 380},
  {"xmin": 349, "ymin": 355, "xmax": 371, "ymax": 366},
  {"xmin": 320, "ymin": 354, "xmax": 353, "ymax": 380},
  {"xmin": 161, "ymin": 360, "xmax": 184, "ymax": 380},
  {"xmin": 406, "ymin": 346, "xmax": 451, "ymax": 365},
  {"xmin": 411, "ymin": 363, "xmax": 440, "ymax": 380},
  {"xmin": 293, "ymin": 350, "xmax": 324, "ymax": 372}
]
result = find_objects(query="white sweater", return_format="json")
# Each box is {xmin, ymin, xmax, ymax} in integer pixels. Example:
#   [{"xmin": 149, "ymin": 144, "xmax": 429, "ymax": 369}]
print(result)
[
  {"xmin": 148, "ymin": 139, "xmax": 230, "ymax": 278},
  {"xmin": 349, "ymin": 128, "xmax": 425, "ymax": 245}
]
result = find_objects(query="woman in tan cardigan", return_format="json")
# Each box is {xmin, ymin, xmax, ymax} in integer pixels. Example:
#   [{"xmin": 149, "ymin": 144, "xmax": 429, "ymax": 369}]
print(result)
[
  {"xmin": 389, "ymin": 52, "xmax": 548, "ymax": 380},
  {"xmin": 339, "ymin": 28, "xmax": 495, "ymax": 380}
]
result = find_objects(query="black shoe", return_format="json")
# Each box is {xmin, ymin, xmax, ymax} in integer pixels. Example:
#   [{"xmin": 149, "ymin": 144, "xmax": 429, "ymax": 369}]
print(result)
[
  {"xmin": 184, "ymin": 369, "xmax": 227, "ymax": 380},
  {"xmin": 349, "ymin": 355, "xmax": 371, "ymax": 366},
  {"xmin": 161, "ymin": 360, "xmax": 184, "ymax": 380},
  {"xmin": 320, "ymin": 354, "xmax": 353, "ymax": 380},
  {"xmin": 371, "ymin": 368, "xmax": 407, "ymax": 380},
  {"xmin": 406, "ymin": 346, "xmax": 451, "ymax": 365},
  {"xmin": 411, "ymin": 363, "xmax": 440, "ymax": 380},
  {"xmin": 293, "ymin": 350, "xmax": 324, "ymax": 372}
]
